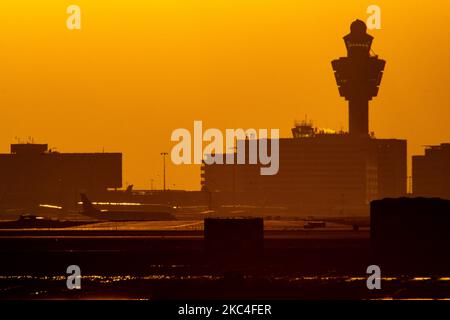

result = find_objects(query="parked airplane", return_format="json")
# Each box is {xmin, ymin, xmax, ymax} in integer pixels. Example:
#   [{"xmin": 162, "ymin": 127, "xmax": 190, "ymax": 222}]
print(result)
[{"xmin": 79, "ymin": 194, "xmax": 176, "ymax": 221}]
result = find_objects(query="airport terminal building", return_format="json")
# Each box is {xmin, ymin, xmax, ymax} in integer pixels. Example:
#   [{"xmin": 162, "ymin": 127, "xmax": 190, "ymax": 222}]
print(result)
[
  {"xmin": 413, "ymin": 143, "xmax": 450, "ymax": 199},
  {"xmin": 201, "ymin": 122, "xmax": 406, "ymax": 215},
  {"xmin": 0, "ymin": 143, "xmax": 122, "ymax": 209}
]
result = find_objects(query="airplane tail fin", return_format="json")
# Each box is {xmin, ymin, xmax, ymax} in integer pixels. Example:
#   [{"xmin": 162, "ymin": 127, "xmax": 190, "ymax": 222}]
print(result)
[
  {"xmin": 125, "ymin": 185, "xmax": 133, "ymax": 194},
  {"xmin": 80, "ymin": 193, "xmax": 100, "ymax": 214}
]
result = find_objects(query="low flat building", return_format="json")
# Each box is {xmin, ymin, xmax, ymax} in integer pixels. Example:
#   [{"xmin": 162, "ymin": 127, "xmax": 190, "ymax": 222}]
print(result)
[
  {"xmin": 201, "ymin": 123, "xmax": 406, "ymax": 216},
  {"xmin": 413, "ymin": 143, "xmax": 450, "ymax": 199}
]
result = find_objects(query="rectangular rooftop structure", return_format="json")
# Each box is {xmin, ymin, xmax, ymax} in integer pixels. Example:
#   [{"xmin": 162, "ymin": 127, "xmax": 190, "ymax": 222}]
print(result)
[
  {"xmin": 10, "ymin": 143, "xmax": 48, "ymax": 155},
  {"xmin": 201, "ymin": 131, "xmax": 406, "ymax": 215}
]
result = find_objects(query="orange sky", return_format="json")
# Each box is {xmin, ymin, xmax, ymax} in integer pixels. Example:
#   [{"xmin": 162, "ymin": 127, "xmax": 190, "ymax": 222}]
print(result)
[{"xmin": 1, "ymin": 0, "xmax": 449, "ymax": 190}]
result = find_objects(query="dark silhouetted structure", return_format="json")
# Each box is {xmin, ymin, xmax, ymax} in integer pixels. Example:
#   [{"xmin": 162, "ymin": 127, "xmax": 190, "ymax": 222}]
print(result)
[
  {"xmin": 332, "ymin": 20, "xmax": 385, "ymax": 136},
  {"xmin": 0, "ymin": 143, "xmax": 122, "ymax": 209},
  {"xmin": 201, "ymin": 123, "xmax": 406, "ymax": 215},
  {"xmin": 204, "ymin": 218, "xmax": 263, "ymax": 254},
  {"xmin": 201, "ymin": 23, "xmax": 405, "ymax": 216},
  {"xmin": 413, "ymin": 143, "xmax": 450, "ymax": 199},
  {"xmin": 371, "ymin": 198, "xmax": 450, "ymax": 266}
]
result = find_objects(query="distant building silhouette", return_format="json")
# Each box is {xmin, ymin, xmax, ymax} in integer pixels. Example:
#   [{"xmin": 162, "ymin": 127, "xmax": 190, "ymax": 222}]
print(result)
[
  {"xmin": 0, "ymin": 143, "xmax": 122, "ymax": 209},
  {"xmin": 201, "ymin": 122, "xmax": 406, "ymax": 215},
  {"xmin": 201, "ymin": 21, "xmax": 405, "ymax": 216},
  {"xmin": 413, "ymin": 143, "xmax": 450, "ymax": 199},
  {"xmin": 204, "ymin": 218, "xmax": 263, "ymax": 254}
]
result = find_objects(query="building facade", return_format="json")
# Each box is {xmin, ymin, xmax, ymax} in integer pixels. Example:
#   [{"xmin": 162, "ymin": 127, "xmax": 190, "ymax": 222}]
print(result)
[
  {"xmin": 0, "ymin": 143, "xmax": 122, "ymax": 209},
  {"xmin": 201, "ymin": 21, "xmax": 407, "ymax": 216}
]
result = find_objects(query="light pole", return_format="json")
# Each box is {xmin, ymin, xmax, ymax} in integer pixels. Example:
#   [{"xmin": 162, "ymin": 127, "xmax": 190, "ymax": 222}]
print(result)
[{"xmin": 160, "ymin": 152, "xmax": 168, "ymax": 191}]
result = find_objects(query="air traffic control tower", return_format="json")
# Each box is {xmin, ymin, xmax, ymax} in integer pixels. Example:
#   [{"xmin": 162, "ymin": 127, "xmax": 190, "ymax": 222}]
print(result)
[{"xmin": 331, "ymin": 20, "xmax": 385, "ymax": 136}]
